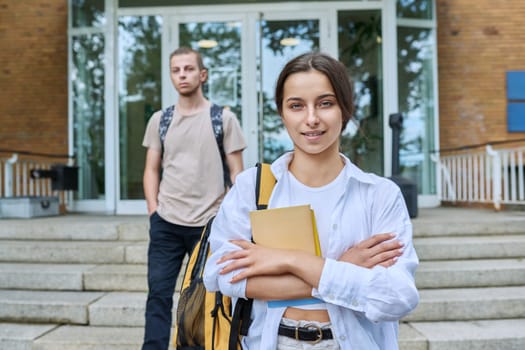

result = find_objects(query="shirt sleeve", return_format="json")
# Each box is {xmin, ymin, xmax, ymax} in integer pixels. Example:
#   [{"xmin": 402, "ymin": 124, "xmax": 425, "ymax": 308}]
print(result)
[
  {"xmin": 203, "ymin": 167, "xmax": 257, "ymax": 299},
  {"xmin": 222, "ymin": 109, "xmax": 247, "ymax": 154},
  {"xmin": 142, "ymin": 110, "xmax": 162, "ymax": 151},
  {"xmin": 312, "ymin": 180, "xmax": 419, "ymax": 323}
]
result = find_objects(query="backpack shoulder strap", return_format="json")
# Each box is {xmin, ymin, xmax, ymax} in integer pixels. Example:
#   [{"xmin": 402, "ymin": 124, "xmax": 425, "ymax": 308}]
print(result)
[
  {"xmin": 210, "ymin": 103, "xmax": 224, "ymax": 142},
  {"xmin": 228, "ymin": 163, "xmax": 276, "ymax": 349},
  {"xmin": 255, "ymin": 162, "xmax": 276, "ymax": 210},
  {"xmin": 210, "ymin": 103, "xmax": 232, "ymax": 188},
  {"xmin": 159, "ymin": 105, "xmax": 175, "ymax": 156}
]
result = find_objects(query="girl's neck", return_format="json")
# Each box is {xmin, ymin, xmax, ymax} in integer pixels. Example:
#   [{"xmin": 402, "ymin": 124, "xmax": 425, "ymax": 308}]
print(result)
[{"xmin": 288, "ymin": 149, "xmax": 344, "ymax": 187}]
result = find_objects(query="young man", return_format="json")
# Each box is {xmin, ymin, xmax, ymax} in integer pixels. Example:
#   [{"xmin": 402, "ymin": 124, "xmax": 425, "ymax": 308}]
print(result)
[{"xmin": 141, "ymin": 47, "xmax": 247, "ymax": 350}]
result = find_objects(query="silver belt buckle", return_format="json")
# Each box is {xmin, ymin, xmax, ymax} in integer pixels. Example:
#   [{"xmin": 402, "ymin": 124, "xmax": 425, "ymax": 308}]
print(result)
[{"xmin": 303, "ymin": 323, "xmax": 323, "ymax": 344}]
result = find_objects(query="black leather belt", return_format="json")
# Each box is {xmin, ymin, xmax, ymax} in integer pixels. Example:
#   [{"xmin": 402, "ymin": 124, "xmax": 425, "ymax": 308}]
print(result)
[{"xmin": 278, "ymin": 323, "xmax": 333, "ymax": 343}]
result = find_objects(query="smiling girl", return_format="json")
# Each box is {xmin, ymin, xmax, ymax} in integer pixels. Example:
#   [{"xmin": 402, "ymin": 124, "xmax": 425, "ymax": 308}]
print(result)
[{"xmin": 203, "ymin": 52, "xmax": 419, "ymax": 350}]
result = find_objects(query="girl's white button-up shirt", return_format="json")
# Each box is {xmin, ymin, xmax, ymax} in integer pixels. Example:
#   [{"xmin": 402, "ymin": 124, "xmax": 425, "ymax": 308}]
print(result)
[{"xmin": 204, "ymin": 152, "xmax": 419, "ymax": 350}]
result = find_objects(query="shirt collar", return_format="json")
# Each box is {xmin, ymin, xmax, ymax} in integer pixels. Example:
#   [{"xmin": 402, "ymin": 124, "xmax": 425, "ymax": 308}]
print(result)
[{"xmin": 270, "ymin": 151, "xmax": 377, "ymax": 185}]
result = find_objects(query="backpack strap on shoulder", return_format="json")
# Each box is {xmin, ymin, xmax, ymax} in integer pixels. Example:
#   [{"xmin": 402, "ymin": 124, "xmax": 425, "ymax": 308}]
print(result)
[
  {"xmin": 159, "ymin": 105, "xmax": 175, "ymax": 157},
  {"xmin": 158, "ymin": 104, "xmax": 231, "ymax": 188},
  {"xmin": 210, "ymin": 103, "xmax": 232, "ymax": 189},
  {"xmin": 228, "ymin": 163, "xmax": 276, "ymax": 349},
  {"xmin": 255, "ymin": 162, "xmax": 276, "ymax": 210}
]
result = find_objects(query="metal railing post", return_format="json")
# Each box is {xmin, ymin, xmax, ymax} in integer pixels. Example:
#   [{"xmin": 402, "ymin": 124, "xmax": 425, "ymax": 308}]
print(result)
[
  {"xmin": 486, "ymin": 145, "xmax": 501, "ymax": 210},
  {"xmin": 4, "ymin": 153, "xmax": 18, "ymax": 197},
  {"xmin": 431, "ymin": 153, "xmax": 456, "ymax": 202}
]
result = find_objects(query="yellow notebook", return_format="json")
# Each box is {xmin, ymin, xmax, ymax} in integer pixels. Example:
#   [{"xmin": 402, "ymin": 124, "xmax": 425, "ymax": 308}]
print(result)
[{"xmin": 249, "ymin": 204, "xmax": 321, "ymax": 256}]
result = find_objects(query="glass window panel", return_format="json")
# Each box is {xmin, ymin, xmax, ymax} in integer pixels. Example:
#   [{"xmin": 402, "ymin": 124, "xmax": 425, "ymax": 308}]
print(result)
[
  {"xmin": 72, "ymin": 33, "xmax": 105, "ymax": 199},
  {"xmin": 118, "ymin": 16, "xmax": 162, "ymax": 200},
  {"xmin": 258, "ymin": 19, "xmax": 319, "ymax": 163},
  {"xmin": 179, "ymin": 21, "xmax": 242, "ymax": 122},
  {"xmin": 120, "ymin": 0, "xmax": 368, "ymax": 7},
  {"xmin": 71, "ymin": 0, "xmax": 105, "ymax": 28},
  {"xmin": 338, "ymin": 10, "xmax": 383, "ymax": 175},
  {"xmin": 397, "ymin": 26, "xmax": 436, "ymax": 194},
  {"xmin": 397, "ymin": 0, "xmax": 433, "ymax": 20}
]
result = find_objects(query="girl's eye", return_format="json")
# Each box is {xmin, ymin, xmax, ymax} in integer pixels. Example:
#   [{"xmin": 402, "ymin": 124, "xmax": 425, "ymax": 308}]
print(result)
[
  {"xmin": 319, "ymin": 100, "xmax": 334, "ymax": 108},
  {"xmin": 289, "ymin": 103, "xmax": 303, "ymax": 110}
]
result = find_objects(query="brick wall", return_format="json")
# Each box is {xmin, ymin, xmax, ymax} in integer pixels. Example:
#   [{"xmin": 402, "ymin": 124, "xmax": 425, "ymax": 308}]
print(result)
[
  {"xmin": 437, "ymin": 0, "xmax": 525, "ymax": 150},
  {"xmin": 0, "ymin": 0, "xmax": 68, "ymax": 156}
]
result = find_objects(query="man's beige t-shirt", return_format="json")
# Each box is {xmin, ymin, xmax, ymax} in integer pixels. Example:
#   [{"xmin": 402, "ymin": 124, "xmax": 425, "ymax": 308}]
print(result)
[{"xmin": 142, "ymin": 102, "xmax": 246, "ymax": 226}]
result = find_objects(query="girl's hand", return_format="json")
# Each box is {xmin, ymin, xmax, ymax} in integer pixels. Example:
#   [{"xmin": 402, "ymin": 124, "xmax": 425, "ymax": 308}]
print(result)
[
  {"xmin": 218, "ymin": 240, "xmax": 293, "ymax": 283},
  {"xmin": 339, "ymin": 233, "xmax": 404, "ymax": 268}
]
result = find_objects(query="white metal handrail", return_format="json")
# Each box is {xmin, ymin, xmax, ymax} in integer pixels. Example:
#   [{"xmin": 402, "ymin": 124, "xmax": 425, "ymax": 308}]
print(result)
[
  {"xmin": 433, "ymin": 145, "xmax": 525, "ymax": 210},
  {"xmin": 1, "ymin": 153, "xmax": 73, "ymax": 209}
]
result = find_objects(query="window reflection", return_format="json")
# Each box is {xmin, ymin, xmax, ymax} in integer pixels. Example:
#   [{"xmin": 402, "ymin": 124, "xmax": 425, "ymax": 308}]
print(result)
[
  {"xmin": 72, "ymin": 34, "xmax": 105, "ymax": 199},
  {"xmin": 397, "ymin": 0, "xmax": 433, "ymax": 20},
  {"xmin": 72, "ymin": 0, "xmax": 105, "ymax": 27},
  {"xmin": 259, "ymin": 19, "xmax": 319, "ymax": 163},
  {"xmin": 338, "ymin": 10, "xmax": 383, "ymax": 174},
  {"xmin": 179, "ymin": 21, "xmax": 242, "ymax": 122},
  {"xmin": 397, "ymin": 26, "xmax": 436, "ymax": 194},
  {"xmin": 118, "ymin": 16, "xmax": 162, "ymax": 199}
]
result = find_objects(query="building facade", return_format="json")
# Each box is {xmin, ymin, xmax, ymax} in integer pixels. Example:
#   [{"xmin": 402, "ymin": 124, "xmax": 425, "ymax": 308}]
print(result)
[{"xmin": 0, "ymin": 0, "xmax": 523, "ymax": 214}]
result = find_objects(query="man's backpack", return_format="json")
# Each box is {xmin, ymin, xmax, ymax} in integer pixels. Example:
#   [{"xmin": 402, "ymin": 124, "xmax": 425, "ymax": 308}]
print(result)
[
  {"xmin": 159, "ymin": 103, "xmax": 232, "ymax": 188},
  {"xmin": 174, "ymin": 163, "xmax": 276, "ymax": 350}
]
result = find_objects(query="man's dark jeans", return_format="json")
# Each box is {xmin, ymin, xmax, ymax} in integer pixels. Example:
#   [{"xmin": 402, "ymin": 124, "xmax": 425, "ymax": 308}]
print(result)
[{"xmin": 142, "ymin": 212, "xmax": 203, "ymax": 350}]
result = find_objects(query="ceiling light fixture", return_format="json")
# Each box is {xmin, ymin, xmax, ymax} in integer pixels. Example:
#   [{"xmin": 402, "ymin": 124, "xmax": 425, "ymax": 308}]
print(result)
[
  {"xmin": 280, "ymin": 37, "xmax": 300, "ymax": 46},
  {"xmin": 198, "ymin": 39, "xmax": 218, "ymax": 49}
]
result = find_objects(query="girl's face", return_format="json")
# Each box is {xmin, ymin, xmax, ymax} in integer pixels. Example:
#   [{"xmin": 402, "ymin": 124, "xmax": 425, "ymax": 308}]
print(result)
[{"xmin": 281, "ymin": 70, "xmax": 343, "ymax": 158}]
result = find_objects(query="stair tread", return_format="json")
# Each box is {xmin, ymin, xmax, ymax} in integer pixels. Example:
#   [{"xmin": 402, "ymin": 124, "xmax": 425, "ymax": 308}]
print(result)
[
  {"xmin": 418, "ymin": 285, "xmax": 525, "ymax": 300},
  {"xmin": 1, "ymin": 208, "xmax": 525, "ymax": 349},
  {"xmin": 410, "ymin": 319, "xmax": 525, "ymax": 341}
]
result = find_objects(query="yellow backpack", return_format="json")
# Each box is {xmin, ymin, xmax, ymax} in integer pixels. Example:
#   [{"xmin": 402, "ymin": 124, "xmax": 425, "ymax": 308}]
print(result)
[{"xmin": 174, "ymin": 163, "xmax": 276, "ymax": 349}]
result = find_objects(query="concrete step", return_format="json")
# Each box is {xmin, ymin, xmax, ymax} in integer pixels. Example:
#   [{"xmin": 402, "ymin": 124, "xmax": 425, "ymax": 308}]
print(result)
[
  {"xmin": 89, "ymin": 292, "xmax": 151, "ymax": 327},
  {"xmin": 0, "ymin": 263, "xmax": 96, "ymax": 291},
  {"xmin": 0, "ymin": 291, "xmax": 177, "ymax": 327},
  {"xmin": 409, "ymin": 319, "xmax": 525, "ymax": 350},
  {"xmin": 416, "ymin": 259, "xmax": 525, "ymax": 288},
  {"xmin": 3, "ymin": 258, "xmax": 523, "ymax": 293},
  {"xmin": 2, "ymin": 320, "xmax": 524, "ymax": 350},
  {"xmin": 0, "ymin": 240, "xmax": 147, "ymax": 264},
  {"xmin": 5, "ymin": 285, "xmax": 522, "ymax": 328},
  {"xmin": 0, "ymin": 215, "xmax": 148, "ymax": 241},
  {"xmin": 85, "ymin": 263, "xmax": 186, "ymax": 292},
  {"xmin": 0, "ymin": 324, "xmax": 146, "ymax": 350},
  {"xmin": 0, "ymin": 323, "xmax": 58, "ymax": 350},
  {"xmin": 406, "ymin": 286, "xmax": 525, "ymax": 322},
  {"xmin": 412, "ymin": 208, "xmax": 525, "ymax": 237},
  {"xmin": 3, "ymin": 234, "xmax": 524, "ymax": 266},
  {"xmin": 3, "ymin": 263, "xmax": 183, "ymax": 293},
  {"xmin": 0, "ymin": 323, "xmax": 423, "ymax": 350},
  {"xmin": 414, "ymin": 235, "xmax": 525, "ymax": 260},
  {"xmin": 84, "ymin": 264, "xmax": 148, "ymax": 291},
  {"xmin": 0, "ymin": 290, "xmax": 105, "ymax": 324},
  {"xmin": 0, "ymin": 263, "xmax": 153, "ymax": 292}
]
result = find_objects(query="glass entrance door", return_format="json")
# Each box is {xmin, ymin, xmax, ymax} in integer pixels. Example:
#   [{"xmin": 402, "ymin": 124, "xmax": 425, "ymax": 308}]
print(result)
[
  {"xmin": 116, "ymin": 5, "xmax": 386, "ymax": 213},
  {"xmin": 338, "ymin": 9, "xmax": 384, "ymax": 175},
  {"xmin": 177, "ymin": 18, "xmax": 243, "ymax": 124},
  {"xmin": 257, "ymin": 14, "xmax": 322, "ymax": 163},
  {"xmin": 165, "ymin": 11, "xmax": 327, "ymax": 168}
]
